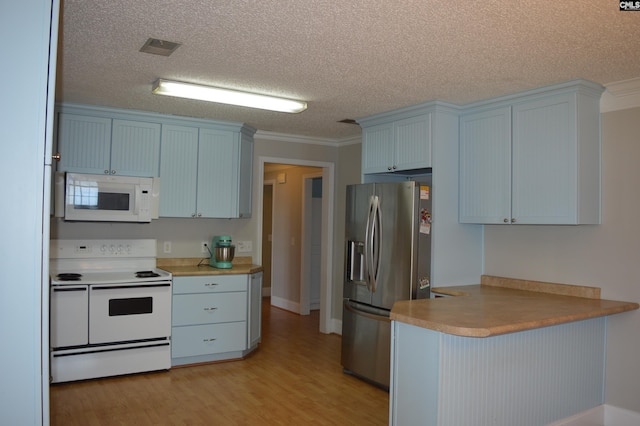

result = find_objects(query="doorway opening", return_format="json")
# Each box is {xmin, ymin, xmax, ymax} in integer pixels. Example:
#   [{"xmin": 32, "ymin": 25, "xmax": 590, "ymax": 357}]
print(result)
[{"xmin": 257, "ymin": 157, "xmax": 334, "ymax": 334}]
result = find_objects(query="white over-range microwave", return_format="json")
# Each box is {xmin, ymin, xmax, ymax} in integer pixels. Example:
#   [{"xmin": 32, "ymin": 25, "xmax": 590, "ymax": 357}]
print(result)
[{"xmin": 54, "ymin": 172, "xmax": 160, "ymax": 222}]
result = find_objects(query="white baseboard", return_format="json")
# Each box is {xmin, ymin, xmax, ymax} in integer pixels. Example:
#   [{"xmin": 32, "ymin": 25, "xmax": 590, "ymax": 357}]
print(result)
[
  {"xmin": 605, "ymin": 405, "xmax": 640, "ymax": 426},
  {"xmin": 331, "ymin": 319, "xmax": 342, "ymax": 335},
  {"xmin": 549, "ymin": 404, "xmax": 640, "ymax": 426},
  {"xmin": 270, "ymin": 295, "xmax": 300, "ymax": 314}
]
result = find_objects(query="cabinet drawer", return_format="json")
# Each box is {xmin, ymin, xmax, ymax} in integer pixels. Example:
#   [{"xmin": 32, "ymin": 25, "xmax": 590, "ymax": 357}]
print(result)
[
  {"xmin": 173, "ymin": 274, "xmax": 247, "ymax": 294},
  {"xmin": 172, "ymin": 292, "xmax": 247, "ymax": 326},
  {"xmin": 171, "ymin": 322, "xmax": 246, "ymax": 358}
]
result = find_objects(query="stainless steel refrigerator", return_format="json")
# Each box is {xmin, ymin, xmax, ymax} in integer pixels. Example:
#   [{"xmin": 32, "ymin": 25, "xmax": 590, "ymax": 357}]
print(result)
[{"xmin": 341, "ymin": 179, "xmax": 432, "ymax": 389}]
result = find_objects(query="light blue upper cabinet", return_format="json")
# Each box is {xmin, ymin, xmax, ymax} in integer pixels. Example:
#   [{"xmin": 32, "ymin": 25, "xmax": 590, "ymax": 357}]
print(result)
[
  {"xmin": 159, "ymin": 124, "xmax": 255, "ymax": 219},
  {"xmin": 459, "ymin": 107, "xmax": 512, "ymax": 223},
  {"xmin": 359, "ymin": 105, "xmax": 435, "ymax": 175},
  {"xmin": 56, "ymin": 110, "xmax": 160, "ymax": 177},
  {"xmin": 197, "ymin": 128, "xmax": 238, "ymax": 218},
  {"xmin": 361, "ymin": 122, "xmax": 395, "ymax": 173},
  {"xmin": 159, "ymin": 124, "xmax": 199, "ymax": 217},
  {"xmin": 56, "ymin": 113, "xmax": 112, "ymax": 174},
  {"xmin": 459, "ymin": 80, "xmax": 604, "ymax": 225},
  {"xmin": 56, "ymin": 103, "xmax": 255, "ymax": 219}
]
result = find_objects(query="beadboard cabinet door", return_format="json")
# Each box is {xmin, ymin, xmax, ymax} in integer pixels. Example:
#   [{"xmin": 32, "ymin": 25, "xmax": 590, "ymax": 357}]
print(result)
[
  {"xmin": 110, "ymin": 119, "xmax": 161, "ymax": 177},
  {"xmin": 159, "ymin": 124, "xmax": 199, "ymax": 217},
  {"xmin": 393, "ymin": 114, "xmax": 432, "ymax": 171},
  {"xmin": 362, "ymin": 123, "xmax": 394, "ymax": 174},
  {"xmin": 459, "ymin": 107, "xmax": 512, "ymax": 224},
  {"xmin": 511, "ymin": 93, "xmax": 578, "ymax": 224},
  {"xmin": 197, "ymin": 128, "xmax": 239, "ymax": 218},
  {"xmin": 56, "ymin": 113, "xmax": 112, "ymax": 174}
]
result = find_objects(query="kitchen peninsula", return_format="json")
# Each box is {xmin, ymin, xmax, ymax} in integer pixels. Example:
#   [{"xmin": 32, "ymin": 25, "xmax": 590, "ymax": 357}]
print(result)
[
  {"xmin": 389, "ymin": 275, "xmax": 639, "ymax": 426},
  {"xmin": 158, "ymin": 257, "xmax": 263, "ymax": 366}
]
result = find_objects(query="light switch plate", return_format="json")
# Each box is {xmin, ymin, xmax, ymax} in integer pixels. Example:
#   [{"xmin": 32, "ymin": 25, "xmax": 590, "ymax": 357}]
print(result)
[{"xmin": 236, "ymin": 241, "xmax": 252, "ymax": 253}]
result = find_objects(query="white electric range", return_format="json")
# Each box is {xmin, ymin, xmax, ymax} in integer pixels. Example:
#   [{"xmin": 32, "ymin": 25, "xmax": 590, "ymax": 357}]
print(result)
[{"xmin": 49, "ymin": 239, "xmax": 172, "ymax": 383}]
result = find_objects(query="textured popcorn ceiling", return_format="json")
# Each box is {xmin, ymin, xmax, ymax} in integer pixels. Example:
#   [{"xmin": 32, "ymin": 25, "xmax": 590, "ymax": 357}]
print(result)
[{"xmin": 56, "ymin": 0, "xmax": 640, "ymax": 141}]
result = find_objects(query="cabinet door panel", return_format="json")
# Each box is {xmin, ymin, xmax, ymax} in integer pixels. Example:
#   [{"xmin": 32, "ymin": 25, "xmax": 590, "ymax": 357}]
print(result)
[
  {"xmin": 57, "ymin": 113, "xmax": 111, "ymax": 174},
  {"xmin": 459, "ymin": 107, "xmax": 512, "ymax": 224},
  {"xmin": 362, "ymin": 123, "xmax": 394, "ymax": 174},
  {"xmin": 512, "ymin": 94, "xmax": 576, "ymax": 224},
  {"xmin": 394, "ymin": 114, "xmax": 431, "ymax": 170},
  {"xmin": 159, "ymin": 124, "xmax": 198, "ymax": 217},
  {"xmin": 197, "ymin": 128, "xmax": 238, "ymax": 218},
  {"xmin": 110, "ymin": 119, "xmax": 161, "ymax": 177}
]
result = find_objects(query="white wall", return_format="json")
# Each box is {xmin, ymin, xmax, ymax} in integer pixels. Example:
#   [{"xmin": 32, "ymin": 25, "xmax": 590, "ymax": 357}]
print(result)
[
  {"xmin": 1, "ymin": 1, "xmax": 58, "ymax": 424},
  {"xmin": 484, "ymin": 106, "xmax": 640, "ymax": 412}
]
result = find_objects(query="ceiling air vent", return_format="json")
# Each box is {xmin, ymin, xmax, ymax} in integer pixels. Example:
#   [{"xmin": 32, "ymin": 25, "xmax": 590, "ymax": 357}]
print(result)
[
  {"xmin": 140, "ymin": 38, "xmax": 181, "ymax": 56},
  {"xmin": 338, "ymin": 119, "xmax": 358, "ymax": 125}
]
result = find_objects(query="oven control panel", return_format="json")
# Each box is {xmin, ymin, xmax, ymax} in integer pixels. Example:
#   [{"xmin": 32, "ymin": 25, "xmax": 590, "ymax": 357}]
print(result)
[{"xmin": 51, "ymin": 239, "xmax": 157, "ymax": 259}]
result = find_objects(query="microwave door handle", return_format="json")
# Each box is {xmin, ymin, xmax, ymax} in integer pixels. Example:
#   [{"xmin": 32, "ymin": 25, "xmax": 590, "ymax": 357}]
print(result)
[{"xmin": 132, "ymin": 184, "xmax": 141, "ymax": 215}]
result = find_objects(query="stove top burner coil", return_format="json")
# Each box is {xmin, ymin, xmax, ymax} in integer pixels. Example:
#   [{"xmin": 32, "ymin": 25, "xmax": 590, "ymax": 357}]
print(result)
[
  {"xmin": 56, "ymin": 273, "xmax": 83, "ymax": 281},
  {"xmin": 135, "ymin": 270, "xmax": 161, "ymax": 278}
]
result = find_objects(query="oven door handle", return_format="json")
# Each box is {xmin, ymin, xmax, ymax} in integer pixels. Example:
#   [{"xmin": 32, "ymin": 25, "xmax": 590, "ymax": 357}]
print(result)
[
  {"xmin": 52, "ymin": 287, "xmax": 87, "ymax": 292},
  {"xmin": 91, "ymin": 283, "xmax": 171, "ymax": 290}
]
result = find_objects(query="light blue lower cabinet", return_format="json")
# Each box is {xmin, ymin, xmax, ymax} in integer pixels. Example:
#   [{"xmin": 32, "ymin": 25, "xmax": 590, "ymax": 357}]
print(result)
[
  {"xmin": 170, "ymin": 274, "xmax": 257, "ymax": 366},
  {"xmin": 390, "ymin": 318, "xmax": 606, "ymax": 426}
]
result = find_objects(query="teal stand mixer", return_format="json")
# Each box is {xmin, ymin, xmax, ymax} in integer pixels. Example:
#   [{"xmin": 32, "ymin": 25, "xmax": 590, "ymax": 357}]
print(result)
[{"xmin": 209, "ymin": 235, "xmax": 235, "ymax": 268}]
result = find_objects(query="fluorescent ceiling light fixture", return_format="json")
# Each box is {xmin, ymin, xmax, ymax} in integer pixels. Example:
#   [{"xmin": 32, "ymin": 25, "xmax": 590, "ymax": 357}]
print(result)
[{"xmin": 152, "ymin": 79, "xmax": 307, "ymax": 113}]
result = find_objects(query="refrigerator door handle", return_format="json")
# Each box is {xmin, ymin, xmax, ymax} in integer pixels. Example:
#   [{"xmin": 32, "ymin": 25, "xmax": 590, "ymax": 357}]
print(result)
[
  {"xmin": 370, "ymin": 196, "xmax": 381, "ymax": 293},
  {"xmin": 344, "ymin": 299, "xmax": 391, "ymax": 323},
  {"xmin": 364, "ymin": 195, "xmax": 375, "ymax": 292}
]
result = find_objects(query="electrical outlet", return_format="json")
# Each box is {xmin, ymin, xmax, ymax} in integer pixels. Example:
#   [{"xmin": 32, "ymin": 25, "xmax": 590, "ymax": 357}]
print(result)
[
  {"xmin": 163, "ymin": 241, "xmax": 172, "ymax": 254},
  {"xmin": 201, "ymin": 241, "xmax": 209, "ymax": 254}
]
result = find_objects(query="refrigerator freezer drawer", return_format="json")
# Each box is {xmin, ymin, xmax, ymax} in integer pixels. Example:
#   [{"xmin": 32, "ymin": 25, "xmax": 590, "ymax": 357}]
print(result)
[{"xmin": 341, "ymin": 300, "xmax": 391, "ymax": 389}]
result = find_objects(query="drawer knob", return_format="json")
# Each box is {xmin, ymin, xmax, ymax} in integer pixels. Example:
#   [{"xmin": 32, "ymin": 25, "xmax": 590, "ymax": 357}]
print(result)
[
  {"xmin": 203, "ymin": 338, "xmax": 217, "ymax": 342},
  {"xmin": 205, "ymin": 283, "xmax": 218, "ymax": 287},
  {"xmin": 203, "ymin": 307, "xmax": 218, "ymax": 311}
]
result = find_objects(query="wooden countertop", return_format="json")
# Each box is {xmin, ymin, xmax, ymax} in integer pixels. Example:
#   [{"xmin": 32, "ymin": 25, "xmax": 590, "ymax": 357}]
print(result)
[
  {"xmin": 390, "ymin": 275, "xmax": 639, "ymax": 337},
  {"xmin": 157, "ymin": 257, "xmax": 263, "ymax": 276}
]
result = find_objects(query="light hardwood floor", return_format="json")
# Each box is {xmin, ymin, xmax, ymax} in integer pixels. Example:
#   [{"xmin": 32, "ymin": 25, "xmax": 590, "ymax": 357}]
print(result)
[{"xmin": 50, "ymin": 300, "xmax": 389, "ymax": 425}]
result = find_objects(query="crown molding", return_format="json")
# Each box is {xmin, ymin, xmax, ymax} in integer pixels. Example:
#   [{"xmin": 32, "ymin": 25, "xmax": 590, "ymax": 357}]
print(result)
[
  {"xmin": 600, "ymin": 77, "xmax": 640, "ymax": 112},
  {"xmin": 254, "ymin": 130, "xmax": 360, "ymax": 147}
]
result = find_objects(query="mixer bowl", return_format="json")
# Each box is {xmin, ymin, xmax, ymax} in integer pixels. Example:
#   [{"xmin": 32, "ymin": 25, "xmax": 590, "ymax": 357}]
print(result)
[{"xmin": 214, "ymin": 245, "xmax": 235, "ymax": 262}]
